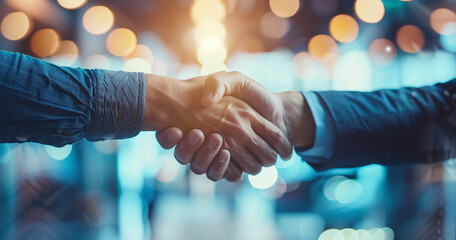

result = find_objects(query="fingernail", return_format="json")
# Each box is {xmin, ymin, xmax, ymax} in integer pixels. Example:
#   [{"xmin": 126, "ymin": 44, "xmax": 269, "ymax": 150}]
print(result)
[
  {"xmin": 166, "ymin": 130, "xmax": 179, "ymax": 142},
  {"xmin": 219, "ymin": 153, "xmax": 228, "ymax": 163},
  {"xmin": 187, "ymin": 133, "xmax": 200, "ymax": 147},
  {"xmin": 206, "ymin": 137, "xmax": 218, "ymax": 149}
]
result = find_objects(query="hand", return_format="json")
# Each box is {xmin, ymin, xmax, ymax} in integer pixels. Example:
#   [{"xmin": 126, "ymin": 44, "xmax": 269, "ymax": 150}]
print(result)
[
  {"xmin": 142, "ymin": 74, "xmax": 293, "ymax": 181},
  {"xmin": 156, "ymin": 71, "xmax": 316, "ymax": 181}
]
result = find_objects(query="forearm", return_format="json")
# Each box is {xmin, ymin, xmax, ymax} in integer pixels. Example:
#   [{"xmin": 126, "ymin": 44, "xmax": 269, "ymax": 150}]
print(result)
[{"xmin": 0, "ymin": 51, "xmax": 145, "ymax": 146}]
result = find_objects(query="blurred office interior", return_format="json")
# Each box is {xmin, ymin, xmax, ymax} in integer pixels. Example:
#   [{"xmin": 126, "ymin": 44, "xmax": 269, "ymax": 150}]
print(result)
[{"xmin": 0, "ymin": 0, "xmax": 456, "ymax": 239}]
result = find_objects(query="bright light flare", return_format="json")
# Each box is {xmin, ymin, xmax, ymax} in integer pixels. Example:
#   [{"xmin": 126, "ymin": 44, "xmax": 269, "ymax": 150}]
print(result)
[
  {"xmin": 1, "ymin": 12, "xmax": 32, "ymax": 41},
  {"xmin": 248, "ymin": 166, "xmax": 278, "ymax": 189},
  {"xmin": 194, "ymin": 20, "xmax": 227, "ymax": 44},
  {"xmin": 355, "ymin": 0, "xmax": 385, "ymax": 24},
  {"xmin": 191, "ymin": 0, "xmax": 226, "ymax": 23},
  {"xmin": 197, "ymin": 36, "xmax": 227, "ymax": 65},
  {"xmin": 83, "ymin": 6, "xmax": 115, "ymax": 35}
]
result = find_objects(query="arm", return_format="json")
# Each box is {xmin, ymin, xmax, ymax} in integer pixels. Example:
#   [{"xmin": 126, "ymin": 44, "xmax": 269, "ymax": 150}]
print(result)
[{"xmin": 0, "ymin": 50, "xmax": 145, "ymax": 147}]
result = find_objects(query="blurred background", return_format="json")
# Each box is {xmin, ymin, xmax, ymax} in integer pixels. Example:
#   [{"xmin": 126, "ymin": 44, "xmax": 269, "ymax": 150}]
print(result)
[{"xmin": 0, "ymin": 0, "xmax": 456, "ymax": 239}]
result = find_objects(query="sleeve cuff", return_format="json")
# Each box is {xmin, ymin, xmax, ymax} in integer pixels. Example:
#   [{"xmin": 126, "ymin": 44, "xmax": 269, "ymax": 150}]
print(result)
[
  {"xmin": 86, "ymin": 70, "xmax": 146, "ymax": 141},
  {"xmin": 295, "ymin": 91, "xmax": 335, "ymax": 163}
]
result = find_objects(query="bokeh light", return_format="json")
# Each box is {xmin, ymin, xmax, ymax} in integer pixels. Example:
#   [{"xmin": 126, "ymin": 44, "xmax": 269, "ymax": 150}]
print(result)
[
  {"xmin": 191, "ymin": 0, "xmax": 226, "ymax": 23},
  {"xmin": 260, "ymin": 11, "xmax": 291, "ymax": 39},
  {"xmin": 200, "ymin": 62, "xmax": 228, "ymax": 75},
  {"xmin": 248, "ymin": 166, "xmax": 278, "ymax": 189},
  {"xmin": 1, "ymin": 12, "xmax": 32, "ymax": 41},
  {"xmin": 269, "ymin": 0, "xmax": 300, "ymax": 18},
  {"xmin": 30, "ymin": 28, "xmax": 61, "ymax": 57},
  {"xmin": 125, "ymin": 44, "xmax": 154, "ymax": 64},
  {"xmin": 123, "ymin": 58, "xmax": 152, "ymax": 74},
  {"xmin": 197, "ymin": 36, "xmax": 227, "ymax": 65},
  {"xmin": 335, "ymin": 179, "xmax": 363, "ymax": 204},
  {"xmin": 83, "ymin": 54, "xmax": 110, "ymax": 69},
  {"xmin": 324, "ymin": 176, "xmax": 347, "ymax": 201},
  {"xmin": 45, "ymin": 145, "xmax": 72, "ymax": 161},
  {"xmin": 106, "ymin": 28, "xmax": 137, "ymax": 57},
  {"xmin": 83, "ymin": 6, "xmax": 115, "ymax": 35},
  {"xmin": 329, "ymin": 14, "xmax": 359, "ymax": 43},
  {"xmin": 308, "ymin": 34, "xmax": 338, "ymax": 62},
  {"xmin": 57, "ymin": 0, "xmax": 87, "ymax": 10},
  {"xmin": 341, "ymin": 228, "xmax": 358, "ymax": 240},
  {"xmin": 292, "ymin": 52, "xmax": 326, "ymax": 81},
  {"xmin": 441, "ymin": 23, "xmax": 456, "ymax": 52},
  {"xmin": 333, "ymin": 51, "xmax": 372, "ymax": 91},
  {"xmin": 318, "ymin": 229, "xmax": 344, "ymax": 240},
  {"xmin": 155, "ymin": 156, "xmax": 181, "ymax": 183},
  {"xmin": 430, "ymin": 8, "xmax": 456, "ymax": 35},
  {"xmin": 354, "ymin": 0, "xmax": 385, "ymax": 24},
  {"xmin": 396, "ymin": 25, "xmax": 425, "ymax": 53},
  {"xmin": 50, "ymin": 40, "xmax": 79, "ymax": 66},
  {"xmin": 194, "ymin": 20, "xmax": 227, "ymax": 44},
  {"xmin": 369, "ymin": 39, "xmax": 397, "ymax": 66}
]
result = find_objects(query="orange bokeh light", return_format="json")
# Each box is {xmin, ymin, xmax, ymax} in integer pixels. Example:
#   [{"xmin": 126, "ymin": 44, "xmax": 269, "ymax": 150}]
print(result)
[
  {"xmin": 83, "ymin": 6, "xmax": 115, "ymax": 35},
  {"xmin": 369, "ymin": 39, "xmax": 397, "ymax": 66},
  {"xmin": 354, "ymin": 0, "xmax": 385, "ymax": 24},
  {"xmin": 396, "ymin": 25, "xmax": 425, "ymax": 53},
  {"xmin": 269, "ymin": 0, "xmax": 300, "ymax": 18},
  {"xmin": 308, "ymin": 34, "xmax": 338, "ymax": 62},
  {"xmin": 430, "ymin": 8, "xmax": 456, "ymax": 35},
  {"xmin": 106, "ymin": 28, "xmax": 137, "ymax": 57},
  {"xmin": 329, "ymin": 14, "xmax": 359, "ymax": 43},
  {"xmin": 30, "ymin": 29, "xmax": 60, "ymax": 57},
  {"xmin": 1, "ymin": 12, "xmax": 33, "ymax": 41}
]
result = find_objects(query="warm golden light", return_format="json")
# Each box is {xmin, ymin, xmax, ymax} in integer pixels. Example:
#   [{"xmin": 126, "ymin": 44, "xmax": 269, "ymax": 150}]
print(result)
[
  {"xmin": 396, "ymin": 25, "xmax": 425, "ymax": 53},
  {"xmin": 197, "ymin": 36, "xmax": 227, "ymax": 65},
  {"xmin": 83, "ymin": 6, "xmax": 115, "ymax": 35},
  {"xmin": 51, "ymin": 40, "xmax": 79, "ymax": 66},
  {"xmin": 1, "ymin": 12, "xmax": 32, "ymax": 41},
  {"xmin": 430, "ymin": 8, "xmax": 456, "ymax": 35},
  {"xmin": 260, "ymin": 11, "xmax": 290, "ymax": 39},
  {"xmin": 57, "ymin": 0, "xmax": 87, "ymax": 10},
  {"xmin": 194, "ymin": 20, "xmax": 227, "ymax": 44},
  {"xmin": 30, "ymin": 29, "xmax": 60, "ymax": 57},
  {"xmin": 191, "ymin": 0, "xmax": 226, "ymax": 23},
  {"xmin": 354, "ymin": 0, "xmax": 385, "ymax": 24},
  {"xmin": 329, "ymin": 14, "xmax": 359, "ymax": 43},
  {"xmin": 369, "ymin": 39, "xmax": 397, "ymax": 66},
  {"xmin": 125, "ymin": 44, "xmax": 154, "ymax": 65},
  {"xmin": 106, "ymin": 28, "xmax": 137, "ymax": 57},
  {"xmin": 238, "ymin": 36, "xmax": 265, "ymax": 53},
  {"xmin": 308, "ymin": 34, "xmax": 338, "ymax": 62},
  {"xmin": 201, "ymin": 62, "xmax": 228, "ymax": 75},
  {"xmin": 269, "ymin": 0, "xmax": 300, "ymax": 18}
]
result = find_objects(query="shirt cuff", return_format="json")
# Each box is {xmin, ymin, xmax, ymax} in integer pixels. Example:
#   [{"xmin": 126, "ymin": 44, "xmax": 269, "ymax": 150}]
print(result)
[
  {"xmin": 86, "ymin": 70, "xmax": 146, "ymax": 141},
  {"xmin": 294, "ymin": 91, "xmax": 335, "ymax": 163}
]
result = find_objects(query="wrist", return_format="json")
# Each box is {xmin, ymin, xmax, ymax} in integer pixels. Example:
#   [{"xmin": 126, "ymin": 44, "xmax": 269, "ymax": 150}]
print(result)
[
  {"xmin": 142, "ymin": 74, "xmax": 179, "ymax": 131},
  {"xmin": 279, "ymin": 91, "xmax": 316, "ymax": 148}
]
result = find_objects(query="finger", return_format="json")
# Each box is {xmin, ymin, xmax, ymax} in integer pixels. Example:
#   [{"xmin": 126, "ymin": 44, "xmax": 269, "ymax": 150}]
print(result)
[
  {"xmin": 190, "ymin": 133, "xmax": 224, "ymax": 175},
  {"xmin": 253, "ymin": 117, "xmax": 293, "ymax": 160},
  {"xmin": 155, "ymin": 127, "xmax": 184, "ymax": 149},
  {"xmin": 201, "ymin": 71, "xmax": 230, "ymax": 107},
  {"xmin": 230, "ymin": 147, "xmax": 263, "ymax": 175},
  {"xmin": 206, "ymin": 149, "xmax": 230, "ymax": 181},
  {"xmin": 223, "ymin": 160, "xmax": 243, "ymax": 182},
  {"xmin": 246, "ymin": 135, "xmax": 278, "ymax": 167},
  {"xmin": 174, "ymin": 129, "xmax": 205, "ymax": 165}
]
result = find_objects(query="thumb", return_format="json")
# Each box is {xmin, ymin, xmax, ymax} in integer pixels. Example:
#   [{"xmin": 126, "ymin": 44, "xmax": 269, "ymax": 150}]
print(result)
[{"xmin": 200, "ymin": 72, "xmax": 229, "ymax": 107}]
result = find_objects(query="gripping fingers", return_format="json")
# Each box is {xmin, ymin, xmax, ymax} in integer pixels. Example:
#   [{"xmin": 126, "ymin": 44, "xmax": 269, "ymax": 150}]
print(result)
[
  {"xmin": 191, "ymin": 133, "xmax": 224, "ymax": 175},
  {"xmin": 253, "ymin": 118, "xmax": 293, "ymax": 160},
  {"xmin": 224, "ymin": 160, "xmax": 243, "ymax": 182},
  {"xmin": 206, "ymin": 149, "xmax": 230, "ymax": 181},
  {"xmin": 174, "ymin": 129, "xmax": 205, "ymax": 165},
  {"xmin": 156, "ymin": 127, "xmax": 183, "ymax": 149}
]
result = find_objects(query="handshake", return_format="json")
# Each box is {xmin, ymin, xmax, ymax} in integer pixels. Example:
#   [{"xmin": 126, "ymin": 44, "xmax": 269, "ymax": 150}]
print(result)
[{"xmin": 141, "ymin": 71, "xmax": 316, "ymax": 182}]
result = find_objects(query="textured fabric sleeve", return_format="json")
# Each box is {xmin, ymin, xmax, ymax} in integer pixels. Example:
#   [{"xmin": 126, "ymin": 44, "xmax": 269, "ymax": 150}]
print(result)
[
  {"xmin": 0, "ymin": 50, "xmax": 146, "ymax": 147},
  {"xmin": 295, "ymin": 92, "xmax": 335, "ymax": 165}
]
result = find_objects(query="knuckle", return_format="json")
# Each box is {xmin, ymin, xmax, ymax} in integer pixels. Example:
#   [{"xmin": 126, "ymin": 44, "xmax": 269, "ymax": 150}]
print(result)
[
  {"xmin": 270, "ymin": 129, "xmax": 284, "ymax": 143},
  {"xmin": 207, "ymin": 172, "xmax": 222, "ymax": 182},
  {"xmin": 263, "ymin": 153, "xmax": 277, "ymax": 167}
]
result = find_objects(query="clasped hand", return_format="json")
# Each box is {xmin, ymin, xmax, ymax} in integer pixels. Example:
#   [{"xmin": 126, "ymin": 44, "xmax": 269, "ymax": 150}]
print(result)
[{"xmin": 142, "ymin": 71, "xmax": 315, "ymax": 182}]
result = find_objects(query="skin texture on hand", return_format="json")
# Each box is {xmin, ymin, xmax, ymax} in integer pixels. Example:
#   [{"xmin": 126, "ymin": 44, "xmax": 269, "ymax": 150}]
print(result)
[
  {"xmin": 155, "ymin": 71, "xmax": 316, "ymax": 182},
  {"xmin": 143, "ymin": 74, "xmax": 293, "ymax": 182}
]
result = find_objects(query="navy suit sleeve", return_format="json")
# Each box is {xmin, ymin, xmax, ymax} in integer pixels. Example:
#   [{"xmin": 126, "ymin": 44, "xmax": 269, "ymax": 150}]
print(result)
[{"xmin": 311, "ymin": 79, "xmax": 456, "ymax": 170}]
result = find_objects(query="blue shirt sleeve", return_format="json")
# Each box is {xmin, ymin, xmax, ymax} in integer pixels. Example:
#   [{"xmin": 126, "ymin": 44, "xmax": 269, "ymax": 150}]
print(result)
[
  {"xmin": 0, "ymin": 50, "xmax": 145, "ymax": 147},
  {"xmin": 294, "ymin": 91, "xmax": 335, "ymax": 164}
]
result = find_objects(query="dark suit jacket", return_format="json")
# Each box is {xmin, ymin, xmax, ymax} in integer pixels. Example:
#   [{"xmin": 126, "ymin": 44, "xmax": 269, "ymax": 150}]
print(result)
[{"xmin": 312, "ymin": 79, "xmax": 456, "ymax": 170}]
